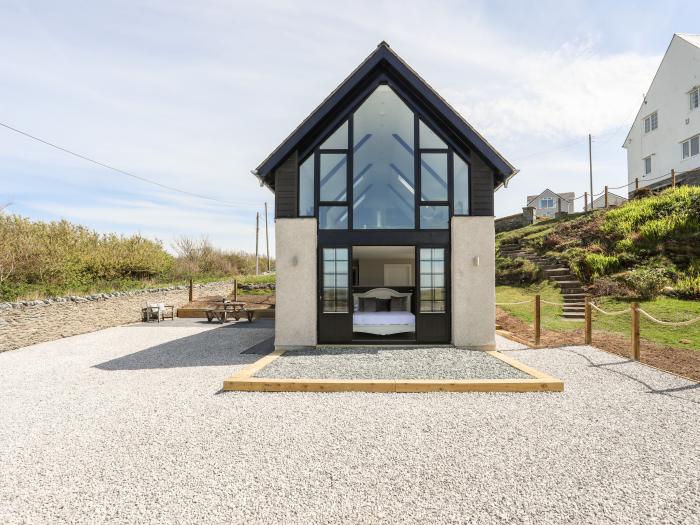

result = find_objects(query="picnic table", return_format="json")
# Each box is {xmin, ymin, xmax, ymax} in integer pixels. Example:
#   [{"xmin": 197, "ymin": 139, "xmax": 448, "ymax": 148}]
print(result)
[{"xmin": 205, "ymin": 299, "xmax": 254, "ymax": 323}]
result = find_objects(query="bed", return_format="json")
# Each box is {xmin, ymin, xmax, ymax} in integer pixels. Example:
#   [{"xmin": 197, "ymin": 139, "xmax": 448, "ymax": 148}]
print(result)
[{"xmin": 352, "ymin": 288, "xmax": 414, "ymax": 336}]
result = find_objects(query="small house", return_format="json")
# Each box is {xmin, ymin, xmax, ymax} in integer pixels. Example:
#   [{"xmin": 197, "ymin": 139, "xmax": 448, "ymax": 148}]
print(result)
[
  {"xmin": 525, "ymin": 190, "xmax": 574, "ymax": 218},
  {"xmin": 252, "ymin": 43, "xmax": 516, "ymax": 349}
]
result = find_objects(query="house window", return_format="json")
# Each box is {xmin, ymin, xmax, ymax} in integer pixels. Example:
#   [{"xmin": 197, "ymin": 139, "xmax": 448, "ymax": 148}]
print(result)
[
  {"xmin": 682, "ymin": 135, "xmax": 700, "ymax": 159},
  {"xmin": 418, "ymin": 119, "xmax": 450, "ymax": 229},
  {"xmin": 690, "ymin": 87, "xmax": 699, "ymax": 110},
  {"xmin": 353, "ymin": 85, "xmax": 415, "ymax": 229},
  {"xmin": 420, "ymin": 205, "xmax": 449, "ymax": 229},
  {"xmin": 420, "ymin": 153, "xmax": 448, "ymax": 201},
  {"xmin": 644, "ymin": 156, "xmax": 652, "ymax": 175},
  {"xmin": 419, "ymin": 248, "xmax": 445, "ymax": 313},
  {"xmin": 540, "ymin": 197, "xmax": 555, "ymax": 208},
  {"xmin": 453, "ymin": 155, "xmax": 470, "ymax": 215},
  {"xmin": 301, "ymin": 83, "xmax": 469, "ymax": 231},
  {"xmin": 298, "ymin": 155, "xmax": 314, "ymax": 217},
  {"xmin": 319, "ymin": 153, "xmax": 347, "ymax": 202},
  {"xmin": 322, "ymin": 248, "xmax": 349, "ymax": 313},
  {"xmin": 644, "ymin": 111, "xmax": 658, "ymax": 133}
]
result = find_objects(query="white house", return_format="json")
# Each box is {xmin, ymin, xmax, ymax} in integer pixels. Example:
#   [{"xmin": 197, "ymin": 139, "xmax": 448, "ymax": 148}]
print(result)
[
  {"xmin": 525, "ymin": 189, "xmax": 575, "ymax": 218},
  {"xmin": 592, "ymin": 192, "xmax": 628, "ymax": 209},
  {"xmin": 623, "ymin": 34, "xmax": 700, "ymax": 193},
  {"xmin": 252, "ymin": 42, "xmax": 516, "ymax": 350}
]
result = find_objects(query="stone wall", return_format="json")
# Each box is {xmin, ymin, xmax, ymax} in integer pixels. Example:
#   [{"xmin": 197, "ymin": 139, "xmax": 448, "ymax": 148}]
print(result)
[
  {"xmin": 0, "ymin": 281, "xmax": 237, "ymax": 353},
  {"xmin": 495, "ymin": 207, "xmax": 536, "ymax": 233}
]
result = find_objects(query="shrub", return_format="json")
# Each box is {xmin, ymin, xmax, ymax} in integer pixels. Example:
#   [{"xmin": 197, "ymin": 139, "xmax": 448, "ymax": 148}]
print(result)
[
  {"xmin": 673, "ymin": 276, "xmax": 700, "ymax": 299},
  {"xmin": 496, "ymin": 257, "xmax": 540, "ymax": 285},
  {"xmin": 584, "ymin": 253, "xmax": 620, "ymax": 279},
  {"xmin": 620, "ymin": 267, "xmax": 671, "ymax": 300}
]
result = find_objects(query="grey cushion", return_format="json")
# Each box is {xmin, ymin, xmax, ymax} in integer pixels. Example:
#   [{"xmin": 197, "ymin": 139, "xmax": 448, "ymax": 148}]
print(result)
[
  {"xmin": 390, "ymin": 296, "xmax": 405, "ymax": 311},
  {"xmin": 376, "ymin": 299, "xmax": 391, "ymax": 312},
  {"xmin": 360, "ymin": 298, "xmax": 376, "ymax": 312}
]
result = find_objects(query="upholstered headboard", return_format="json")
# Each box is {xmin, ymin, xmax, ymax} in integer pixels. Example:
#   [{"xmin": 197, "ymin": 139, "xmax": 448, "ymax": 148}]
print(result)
[{"xmin": 353, "ymin": 288, "xmax": 412, "ymax": 312}]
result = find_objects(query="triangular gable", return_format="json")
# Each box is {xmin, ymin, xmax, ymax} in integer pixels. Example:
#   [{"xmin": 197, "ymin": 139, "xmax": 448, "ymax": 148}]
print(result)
[
  {"xmin": 526, "ymin": 189, "xmax": 573, "ymax": 207},
  {"xmin": 623, "ymin": 34, "xmax": 700, "ymax": 148},
  {"xmin": 253, "ymin": 42, "xmax": 516, "ymax": 190}
]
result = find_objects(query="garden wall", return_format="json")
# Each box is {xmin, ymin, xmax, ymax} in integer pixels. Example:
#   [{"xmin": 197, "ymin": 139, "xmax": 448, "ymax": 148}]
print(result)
[{"xmin": 0, "ymin": 280, "xmax": 237, "ymax": 352}]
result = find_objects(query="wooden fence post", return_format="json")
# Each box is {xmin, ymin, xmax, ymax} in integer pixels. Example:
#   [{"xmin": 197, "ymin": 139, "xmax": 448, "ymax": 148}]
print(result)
[
  {"xmin": 584, "ymin": 192, "xmax": 588, "ymax": 212},
  {"xmin": 188, "ymin": 278, "xmax": 193, "ymax": 302},
  {"xmin": 584, "ymin": 297, "xmax": 592, "ymax": 345},
  {"xmin": 534, "ymin": 294, "xmax": 541, "ymax": 347},
  {"xmin": 604, "ymin": 185, "xmax": 609, "ymax": 208},
  {"xmin": 671, "ymin": 169, "xmax": 676, "ymax": 188},
  {"xmin": 631, "ymin": 302, "xmax": 640, "ymax": 360},
  {"xmin": 233, "ymin": 279, "xmax": 238, "ymax": 302},
  {"xmin": 635, "ymin": 177, "xmax": 639, "ymax": 191}
]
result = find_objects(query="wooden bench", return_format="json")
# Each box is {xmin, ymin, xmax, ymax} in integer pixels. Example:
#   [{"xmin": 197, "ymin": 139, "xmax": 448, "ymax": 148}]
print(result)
[{"xmin": 206, "ymin": 301, "xmax": 252, "ymax": 323}]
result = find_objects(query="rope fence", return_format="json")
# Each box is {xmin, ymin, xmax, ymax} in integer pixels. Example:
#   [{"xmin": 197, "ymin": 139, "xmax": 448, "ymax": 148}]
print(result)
[
  {"xmin": 589, "ymin": 303, "xmax": 630, "ymax": 316},
  {"xmin": 637, "ymin": 308, "xmax": 700, "ymax": 327},
  {"xmin": 498, "ymin": 294, "xmax": 698, "ymax": 360}
]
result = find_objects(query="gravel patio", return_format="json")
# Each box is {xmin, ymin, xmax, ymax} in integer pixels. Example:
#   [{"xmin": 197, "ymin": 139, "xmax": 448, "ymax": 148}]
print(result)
[{"xmin": 1, "ymin": 318, "xmax": 698, "ymax": 524}]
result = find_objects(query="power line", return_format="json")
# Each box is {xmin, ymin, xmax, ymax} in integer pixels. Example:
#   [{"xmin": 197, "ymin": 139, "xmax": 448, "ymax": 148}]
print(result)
[{"xmin": 0, "ymin": 121, "xmax": 260, "ymax": 209}]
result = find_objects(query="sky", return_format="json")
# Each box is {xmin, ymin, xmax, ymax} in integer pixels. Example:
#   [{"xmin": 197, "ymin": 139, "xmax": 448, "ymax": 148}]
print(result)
[{"xmin": 0, "ymin": 0, "xmax": 696, "ymax": 254}]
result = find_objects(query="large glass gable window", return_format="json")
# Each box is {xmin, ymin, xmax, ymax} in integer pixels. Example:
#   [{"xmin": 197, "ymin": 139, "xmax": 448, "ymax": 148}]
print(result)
[
  {"xmin": 353, "ymin": 85, "xmax": 415, "ymax": 229},
  {"xmin": 301, "ymin": 84, "xmax": 472, "ymax": 230}
]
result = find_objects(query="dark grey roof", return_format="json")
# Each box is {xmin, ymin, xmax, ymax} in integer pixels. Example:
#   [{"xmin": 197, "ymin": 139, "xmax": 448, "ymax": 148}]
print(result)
[{"xmin": 253, "ymin": 42, "xmax": 516, "ymax": 190}]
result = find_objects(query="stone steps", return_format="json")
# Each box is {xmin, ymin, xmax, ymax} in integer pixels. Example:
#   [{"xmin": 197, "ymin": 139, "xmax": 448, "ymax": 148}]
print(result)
[{"xmin": 498, "ymin": 242, "xmax": 587, "ymax": 320}]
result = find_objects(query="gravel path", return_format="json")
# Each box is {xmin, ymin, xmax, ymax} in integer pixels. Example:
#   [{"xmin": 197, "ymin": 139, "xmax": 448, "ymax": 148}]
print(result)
[
  {"xmin": 255, "ymin": 346, "xmax": 531, "ymax": 379},
  {"xmin": 1, "ymin": 320, "xmax": 698, "ymax": 524}
]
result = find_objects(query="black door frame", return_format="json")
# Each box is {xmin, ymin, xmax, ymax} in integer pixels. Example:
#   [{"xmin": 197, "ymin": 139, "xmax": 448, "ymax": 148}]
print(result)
[{"xmin": 316, "ymin": 242, "xmax": 450, "ymax": 345}]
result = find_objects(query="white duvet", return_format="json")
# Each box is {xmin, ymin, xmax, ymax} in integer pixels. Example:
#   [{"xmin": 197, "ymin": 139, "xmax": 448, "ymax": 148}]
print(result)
[{"xmin": 353, "ymin": 311, "xmax": 415, "ymax": 326}]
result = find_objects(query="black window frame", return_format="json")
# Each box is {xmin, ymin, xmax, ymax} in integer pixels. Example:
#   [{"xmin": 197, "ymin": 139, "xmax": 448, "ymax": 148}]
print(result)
[{"xmin": 296, "ymin": 78, "xmax": 473, "ymax": 233}]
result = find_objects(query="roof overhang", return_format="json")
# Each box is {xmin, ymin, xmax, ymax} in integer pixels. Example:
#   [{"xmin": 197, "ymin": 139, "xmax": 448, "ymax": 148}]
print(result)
[{"xmin": 253, "ymin": 42, "xmax": 516, "ymax": 192}]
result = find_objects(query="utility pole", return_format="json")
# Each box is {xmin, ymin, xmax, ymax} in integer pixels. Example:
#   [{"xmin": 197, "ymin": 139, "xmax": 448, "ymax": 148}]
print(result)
[
  {"xmin": 588, "ymin": 133, "xmax": 594, "ymax": 212},
  {"xmin": 264, "ymin": 202, "xmax": 270, "ymax": 272},
  {"xmin": 255, "ymin": 212, "xmax": 260, "ymax": 275}
]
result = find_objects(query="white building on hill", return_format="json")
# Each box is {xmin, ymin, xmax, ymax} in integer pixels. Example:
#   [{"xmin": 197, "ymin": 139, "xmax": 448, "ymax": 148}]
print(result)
[{"xmin": 623, "ymin": 34, "xmax": 700, "ymax": 193}]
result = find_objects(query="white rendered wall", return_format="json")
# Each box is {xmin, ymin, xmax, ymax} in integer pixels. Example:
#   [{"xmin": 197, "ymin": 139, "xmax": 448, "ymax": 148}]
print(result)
[
  {"xmin": 625, "ymin": 36, "xmax": 700, "ymax": 189},
  {"xmin": 451, "ymin": 216, "xmax": 495, "ymax": 350},
  {"xmin": 274, "ymin": 218, "xmax": 317, "ymax": 348}
]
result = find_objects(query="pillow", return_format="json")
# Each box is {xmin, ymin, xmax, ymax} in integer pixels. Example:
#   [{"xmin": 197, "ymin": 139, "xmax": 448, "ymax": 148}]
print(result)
[
  {"xmin": 390, "ymin": 297, "xmax": 405, "ymax": 312},
  {"xmin": 376, "ymin": 299, "xmax": 391, "ymax": 312},
  {"xmin": 360, "ymin": 297, "xmax": 376, "ymax": 312}
]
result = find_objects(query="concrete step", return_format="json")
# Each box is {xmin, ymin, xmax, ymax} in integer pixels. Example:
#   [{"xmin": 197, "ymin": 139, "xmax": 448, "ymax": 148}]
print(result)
[
  {"xmin": 563, "ymin": 301, "xmax": 586, "ymax": 306},
  {"xmin": 563, "ymin": 306, "xmax": 585, "ymax": 312},
  {"xmin": 549, "ymin": 275, "xmax": 576, "ymax": 282},
  {"xmin": 554, "ymin": 279, "xmax": 582, "ymax": 286},
  {"xmin": 544, "ymin": 268, "xmax": 570, "ymax": 275}
]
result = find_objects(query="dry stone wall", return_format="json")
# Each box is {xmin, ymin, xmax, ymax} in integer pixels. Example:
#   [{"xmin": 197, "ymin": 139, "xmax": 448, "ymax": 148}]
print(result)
[{"xmin": 0, "ymin": 281, "xmax": 237, "ymax": 353}]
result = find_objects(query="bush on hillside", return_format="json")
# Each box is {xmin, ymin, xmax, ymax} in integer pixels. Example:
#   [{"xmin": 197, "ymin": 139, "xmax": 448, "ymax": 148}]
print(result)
[
  {"xmin": 496, "ymin": 256, "xmax": 540, "ymax": 285},
  {"xmin": 619, "ymin": 267, "xmax": 672, "ymax": 300}
]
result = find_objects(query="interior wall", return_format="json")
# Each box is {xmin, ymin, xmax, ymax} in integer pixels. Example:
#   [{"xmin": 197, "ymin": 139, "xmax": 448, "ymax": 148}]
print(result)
[{"xmin": 356, "ymin": 259, "xmax": 414, "ymax": 286}]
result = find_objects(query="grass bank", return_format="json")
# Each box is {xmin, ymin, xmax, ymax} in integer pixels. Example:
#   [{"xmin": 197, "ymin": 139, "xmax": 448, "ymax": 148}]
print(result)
[{"xmin": 497, "ymin": 283, "xmax": 700, "ymax": 351}]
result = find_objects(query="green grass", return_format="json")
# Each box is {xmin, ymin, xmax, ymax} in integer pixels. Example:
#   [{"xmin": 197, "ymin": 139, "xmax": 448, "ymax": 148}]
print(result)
[
  {"xmin": 497, "ymin": 282, "xmax": 580, "ymax": 331},
  {"xmin": 595, "ymin": 295, "xmax": 700, "ymax": 350},
  {"xmin": 497, "ymin": 284, "xmax": 700, "ymax": 350}
]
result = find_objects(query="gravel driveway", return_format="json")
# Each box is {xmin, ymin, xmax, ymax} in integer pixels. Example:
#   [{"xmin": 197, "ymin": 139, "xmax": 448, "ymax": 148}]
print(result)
[{"xmin": 1, "ymin": 319, "xmax": 698, "ymax": 524}]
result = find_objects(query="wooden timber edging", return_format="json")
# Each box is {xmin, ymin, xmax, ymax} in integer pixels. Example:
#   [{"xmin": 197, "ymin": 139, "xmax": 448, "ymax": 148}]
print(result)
[{"xmin": 222, "ymin": 348, "xmax": 563, "ymax": 393}]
